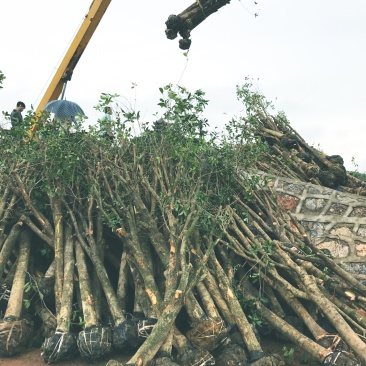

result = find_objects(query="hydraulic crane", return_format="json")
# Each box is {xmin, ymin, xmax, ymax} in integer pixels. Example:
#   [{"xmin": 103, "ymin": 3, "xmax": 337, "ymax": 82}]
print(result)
[{"xmin": 30, "ymin": 0, "xmax": 112, "ymax": 137}]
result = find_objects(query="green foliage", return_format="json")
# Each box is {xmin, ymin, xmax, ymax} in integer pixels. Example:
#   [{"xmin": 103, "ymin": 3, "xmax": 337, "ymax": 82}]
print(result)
[
  {"xmin": 236, "ymin": 77, "xmax": 275, "ymax": 118},
  {"xmin": 239, "ymin": 296, "xmax": 269, "ymax": 329},
  {"xmin": 129, "ymin": 85, "xmax": 242, "ymax": 236},
  {"xmin": 0, "ymin": 70, "xmax": 5, "ymax": 89},
  {"xmin": 23, "ymin": 275, "xmax": 44, "ymax": 312},
  {"xmin": 248, "ymin": 311, "xmax": 266, "ymax": 328},
  {"xmin": 71, "ymin": 305, "xmax": 85, "ymax": 327},
  {"xmin": 283, "ymin": 346, "xmax": 295, "ymax": 365},
  {"xmin": 349, "ymin": 170, "xmax": 366, "ymax": 183},
  {"xmin": 251, "ymin": 240, "xmax": 274, "ymax": 254},
  {"xmin": 249, "ymin": 240, "xmax": 275, "ymax": 269},
  {"xmin": 158, "ymin": 84, "xmax": 209, "ymax": 139},
  {"xmin": 1, "ymin": 81, "xmax": 272, "ymax": 277},
  {"xmin": 40, "ymin": 244, "xmax": 52, "ymax": 258},
  {"xmin": 93, "ymin": 92, "xmax": 133, "ymax": 139},
  {"xmin": 23, "ymin": 298, "xmax": 31, "ymax": 310}
]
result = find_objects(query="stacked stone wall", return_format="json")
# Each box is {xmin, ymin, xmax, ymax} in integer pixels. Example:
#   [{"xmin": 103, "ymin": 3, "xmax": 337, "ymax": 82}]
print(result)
[{"xmin": 256, "ymin": 173, "xmax": 366, "ymax": 280}]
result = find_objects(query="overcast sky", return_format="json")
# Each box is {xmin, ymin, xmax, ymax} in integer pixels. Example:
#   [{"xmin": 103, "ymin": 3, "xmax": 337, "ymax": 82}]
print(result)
[{"xmin": 1, "ymin": 0, "xmax": 366, "ymax": 172}]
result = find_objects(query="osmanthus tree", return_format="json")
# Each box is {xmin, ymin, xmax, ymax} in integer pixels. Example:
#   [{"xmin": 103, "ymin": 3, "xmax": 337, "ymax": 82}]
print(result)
[{"xmin": 0, "ymin": 80, "xmax": 366, "ymax": 366}]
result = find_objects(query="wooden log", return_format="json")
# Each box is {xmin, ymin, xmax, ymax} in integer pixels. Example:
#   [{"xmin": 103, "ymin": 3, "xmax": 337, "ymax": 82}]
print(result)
[
  {"xmin": 0, "ymin": 229, "xmax": 33, "ymax": 356},
  {"xmin": 165, "ymin": 0, "xmax": 232, "ymax": 49}
]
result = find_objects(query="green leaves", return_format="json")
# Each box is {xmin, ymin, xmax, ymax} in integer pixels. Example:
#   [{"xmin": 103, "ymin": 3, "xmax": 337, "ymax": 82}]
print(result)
[
  {"xmin": 95, "ymin": 92, "xmax": 120, "ymax": 109},
  {"xmin": 1, "ymin": 80, "xmax": 273, "ymax": 265},
  {"xmin": 0, "ymin": 70, "xmax": 5, "ymax": 89},
  {"xmin": 283, "ymin": 346, "xmax": 295, "ymax": 365},
  {"xmin": 157, "ymin": 84, "xmax": 209, "ymax": 139}
]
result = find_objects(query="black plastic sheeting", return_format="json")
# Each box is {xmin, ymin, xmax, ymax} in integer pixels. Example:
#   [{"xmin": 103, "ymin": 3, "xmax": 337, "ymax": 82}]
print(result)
[
  {"xmin": 0, "ymin": 318, "xmax": 33, "ymax": 356},
  {"xmin": 41, "ymin": 331, "xmax": 77, "ymax": 363},
  {"xmin": 77, "ymin": 325, "xmax": 112, "ymax": 360}
]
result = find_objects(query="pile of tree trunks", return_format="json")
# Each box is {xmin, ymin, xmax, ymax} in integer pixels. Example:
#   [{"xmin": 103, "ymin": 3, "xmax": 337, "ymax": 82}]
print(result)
[
  {"xmin": 1, "ymin": 86, "xmax": 366, "ymax": 366},
  {"xmin": 246, "ymin": 102, "xmax": 366, "ymax": 195},
  {"xmin": 227, "ymin": 83, "xmax": 366, "ymax": 196}
]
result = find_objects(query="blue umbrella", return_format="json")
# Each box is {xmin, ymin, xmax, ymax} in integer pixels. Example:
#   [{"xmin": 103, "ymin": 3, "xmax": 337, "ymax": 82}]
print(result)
[{"xmin": 43, "ymin": 100, "xmax": 85, "ymax": 121}]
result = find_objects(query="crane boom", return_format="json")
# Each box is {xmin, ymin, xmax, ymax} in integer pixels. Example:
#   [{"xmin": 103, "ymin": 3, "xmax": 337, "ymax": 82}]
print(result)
[{"xmin": 36, "ymin": 0, "xmax": 112, "ymax": 114}]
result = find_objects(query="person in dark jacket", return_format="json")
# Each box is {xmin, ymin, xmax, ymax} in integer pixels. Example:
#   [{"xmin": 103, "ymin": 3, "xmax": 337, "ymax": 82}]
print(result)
[{"xmin": 10, "ymin": 101, "xmax": 26, "ymax": 128}]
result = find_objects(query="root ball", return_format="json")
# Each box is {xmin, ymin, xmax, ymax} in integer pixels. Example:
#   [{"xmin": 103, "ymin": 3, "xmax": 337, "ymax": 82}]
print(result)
[
  {"xmin": 214, "ymin": 343, "xmax": 248, "ymax": 365},
  {"xmin": 178, "ymin": 347, "xmax": 215, "ymax": 366},
  {"xmin": 41, "ymin": 331, "xmax": 77, "ymax": 363},
  {"xmin": 77, "ymin": 325, "xmax": 112, "ymax": 360},
  {"xmin": 186, "ymin": 317, "xmax": 228, "ymax": 351},
  {"xmin": 112, "ymin": 319, "xmax": 139, "ymax": 350},
  {"xmin": 0, "ymin": 318, "xmax": 33, "ymax": 356},
  {"xmin": 152, "ymin": 356, "xmax": 180, "ymax": 366}
]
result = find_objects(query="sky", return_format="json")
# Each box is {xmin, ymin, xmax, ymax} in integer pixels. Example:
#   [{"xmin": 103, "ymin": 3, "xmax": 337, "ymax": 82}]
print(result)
[{"xmin": 1, "ymin": 0, "xmax": 366, "ymax": 172}]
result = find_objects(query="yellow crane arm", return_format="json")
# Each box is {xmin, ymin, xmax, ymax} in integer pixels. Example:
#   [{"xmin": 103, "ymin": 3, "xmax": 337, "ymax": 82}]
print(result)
[{"xmin": 35, "ymin": 0, "xmax": 112, "ymax": 114}]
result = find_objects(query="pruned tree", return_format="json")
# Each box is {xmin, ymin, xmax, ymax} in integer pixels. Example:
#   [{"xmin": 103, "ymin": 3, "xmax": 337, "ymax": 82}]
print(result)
[{"xmin": 0, "ymin": 80, "xmax": 365, "ymax": 366}]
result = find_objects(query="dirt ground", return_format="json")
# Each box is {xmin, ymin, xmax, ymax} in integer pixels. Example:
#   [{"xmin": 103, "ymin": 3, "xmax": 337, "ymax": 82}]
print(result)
[
  {"xmin": 0, "ymin": 339, "xmax": 316, "ymax": 366},
  {"xmin": 0, "ymin": 349, "xmax": 132, "ymax": 366}
]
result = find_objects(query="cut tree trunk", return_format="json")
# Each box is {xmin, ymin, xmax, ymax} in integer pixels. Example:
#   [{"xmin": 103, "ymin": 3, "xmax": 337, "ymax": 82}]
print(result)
[{"xmin": 0, "ymin": 229, "xmax": 33, "ymax": 356}]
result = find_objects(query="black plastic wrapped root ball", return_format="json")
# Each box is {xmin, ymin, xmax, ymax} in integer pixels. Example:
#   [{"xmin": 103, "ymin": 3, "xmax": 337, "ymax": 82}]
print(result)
[
  {"xmin": 77, "ymin": 325, "xmax": 112, "ymax": 360},
  {"xmin": 112, "ymin": 319, "xmax": 139, "ymax": 351},
  {"xmin": 165, "ymin": 14, "xmax": 182, "ymax": 32},
  {"xmin": 178, "ymin": 347, "xmax": 215, "ymax": 366},
  {"xmin": 0, "ymin": 318, "xmax": 33, "ymax": 356},
  {"xmin": 179, "ymin": 38, "xmax": 192, "ymax": 50},
  {"xmin": 137, "ymin": 317, "xmax": 158, "ymax": 346},
  {"xmin": 151, "ymin": 356, "xmax": 180, "ymax": 366},
  {"xmin": 214, "ymin": 343, "xmax": 248, "ymax": 366},
  {"xmin": 41, "ymin": 331, "xmax": 77, "ymax": 363},
  {"xmin": 186, "ymin": 317, "xmax": 228, "ymax": 351}
]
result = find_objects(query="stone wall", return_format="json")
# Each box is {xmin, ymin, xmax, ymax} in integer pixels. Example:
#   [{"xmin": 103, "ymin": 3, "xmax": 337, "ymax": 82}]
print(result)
[{"xmin": 257, "ymin": 173, "xmax": 366, "ymax": 280}]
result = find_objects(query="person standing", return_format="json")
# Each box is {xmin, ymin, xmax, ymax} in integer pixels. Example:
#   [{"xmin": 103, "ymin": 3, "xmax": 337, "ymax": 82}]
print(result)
[{"xmin": 10, "ymin": 101, "xmax": 26, "ymax": 128}]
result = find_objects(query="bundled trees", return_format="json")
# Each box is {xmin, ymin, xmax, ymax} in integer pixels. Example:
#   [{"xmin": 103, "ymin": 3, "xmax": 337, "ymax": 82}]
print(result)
[{"xmin": 0, "ymin": 84, "xmax": 365, "ymax": 365}]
